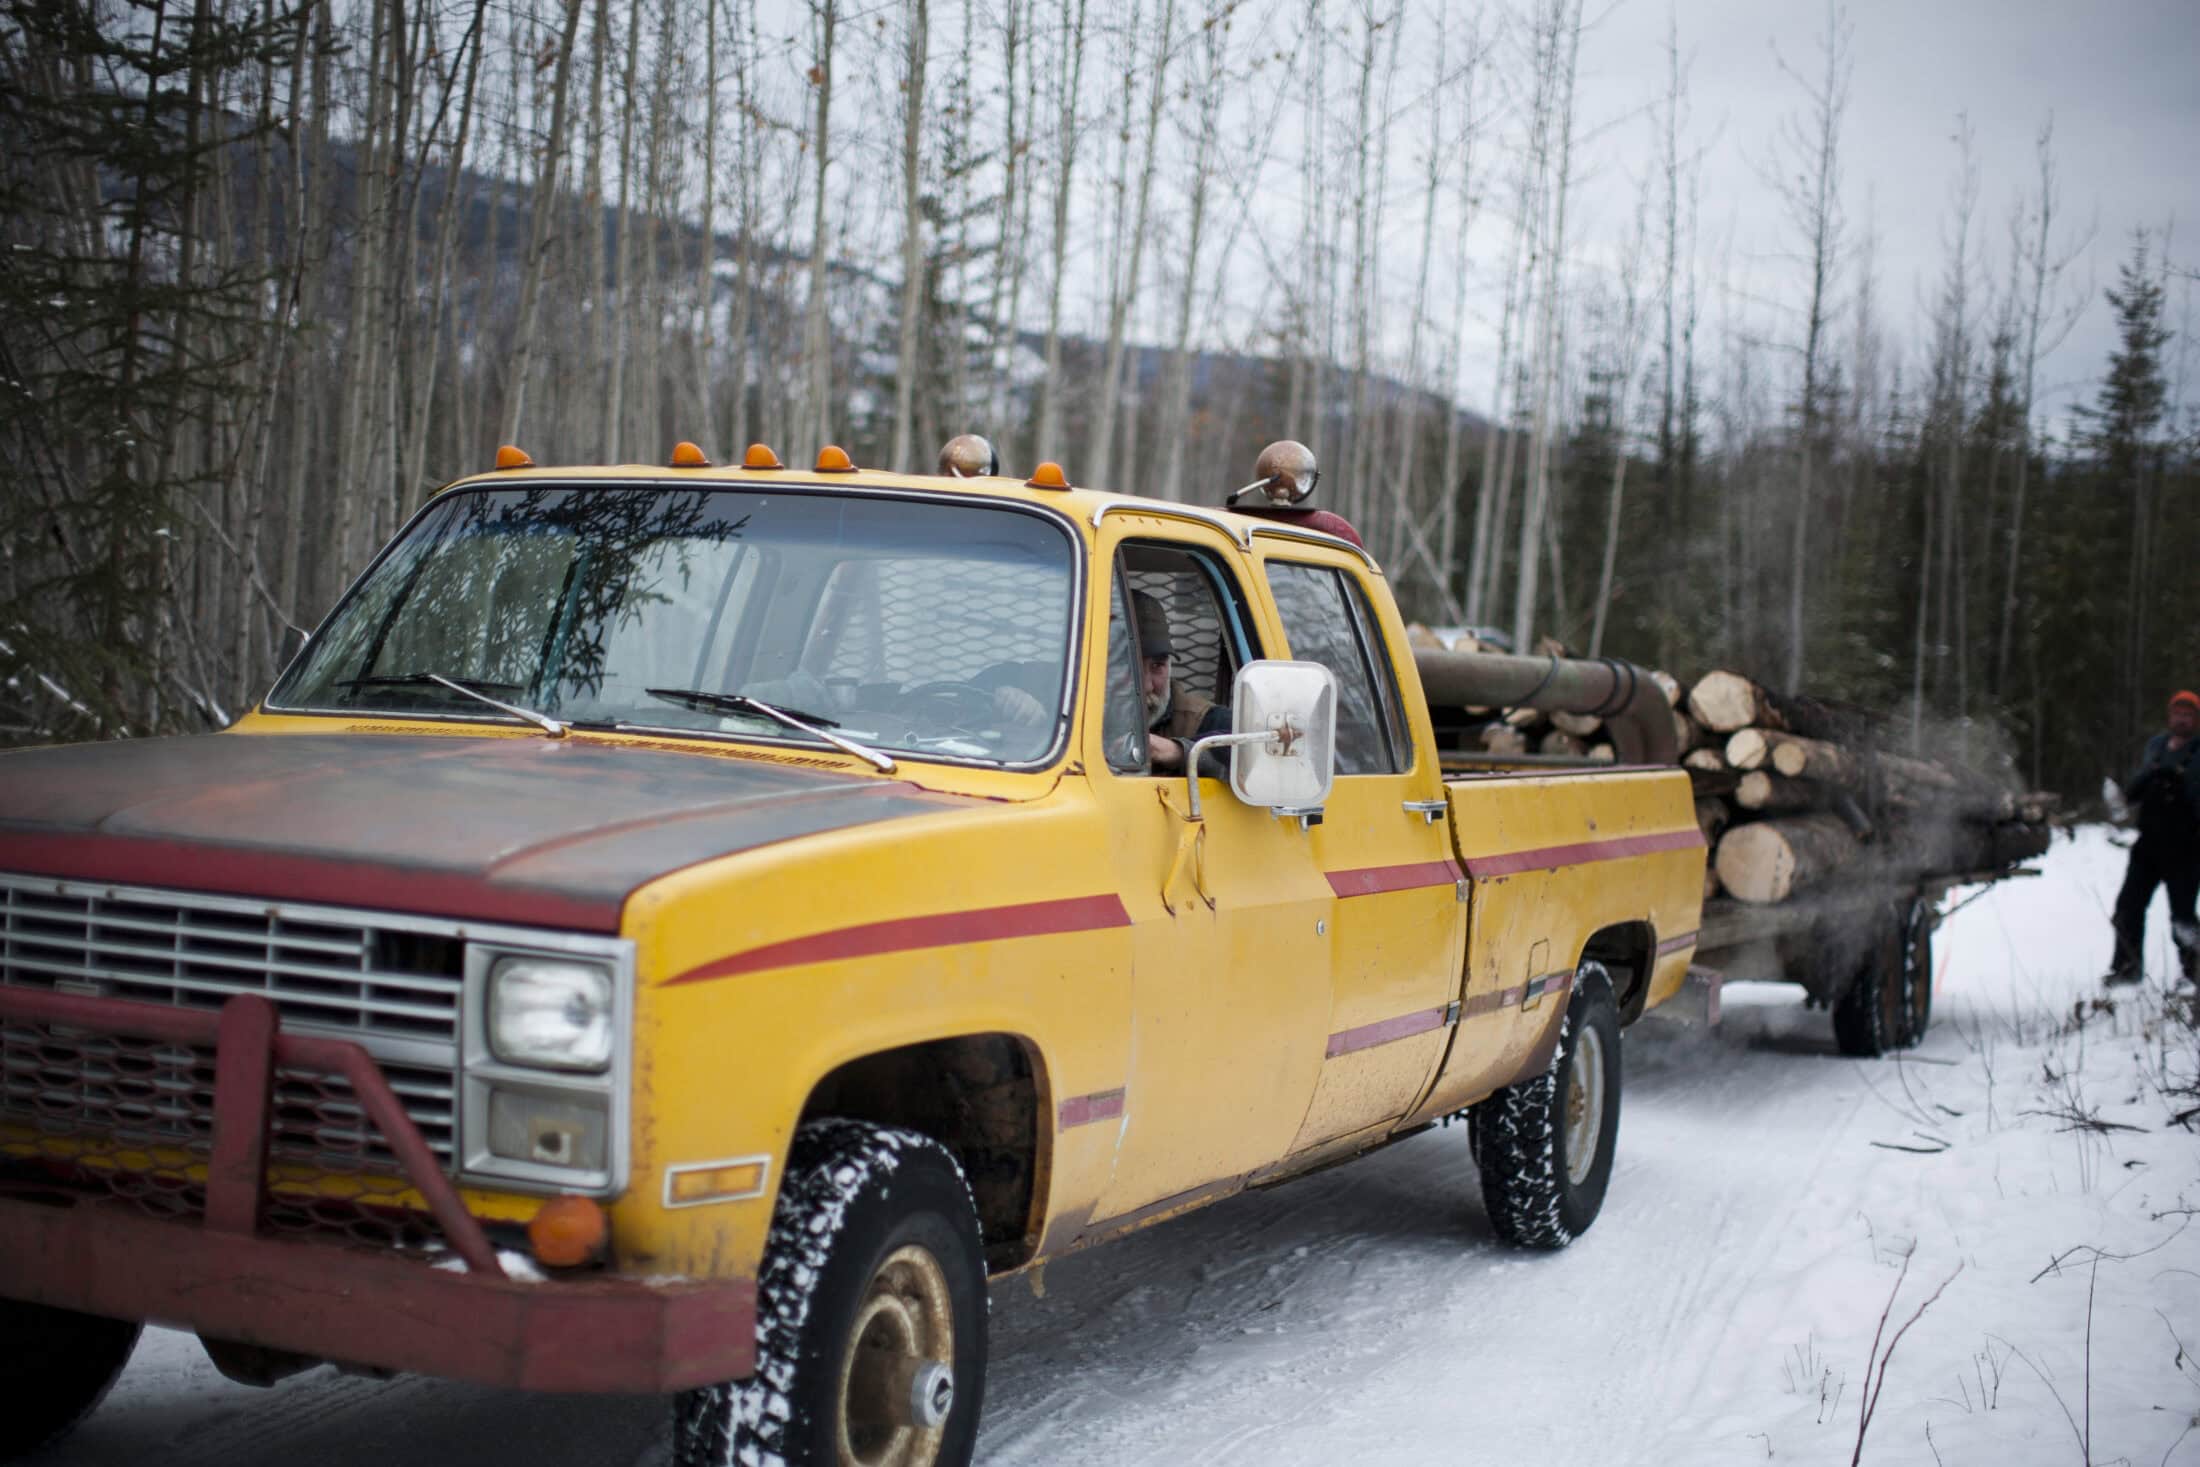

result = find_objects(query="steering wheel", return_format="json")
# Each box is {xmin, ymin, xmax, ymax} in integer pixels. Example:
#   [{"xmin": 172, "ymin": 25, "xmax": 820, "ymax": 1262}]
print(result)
[{"xmin": 901, "ymin": 680, "xmax": 1000, "ymax": 729}]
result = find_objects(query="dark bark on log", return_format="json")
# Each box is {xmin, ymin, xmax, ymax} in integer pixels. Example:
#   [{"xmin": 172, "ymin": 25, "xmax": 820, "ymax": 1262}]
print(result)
[{"xmin": 1736, "ymin": 770, "xmax": 1819, "ymax": 813}]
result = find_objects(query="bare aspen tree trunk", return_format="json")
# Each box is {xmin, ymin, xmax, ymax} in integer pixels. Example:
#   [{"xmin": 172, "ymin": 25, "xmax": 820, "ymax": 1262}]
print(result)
[
  {"xmin": 1930, "ymin": 121, "xmax": 1978, "ymax": 715},
  {"xmin": 691, "ymin": 0, "xmax": 721, "ymax": 446},
  {"xmin": 1434, "ymin": 10, "xmax": 1482, "ymax": 608},
  {"xmin": 1656, "ymin": 6, "xmax": 1685, "ymax": 525},
  {"xmin": 274, "ymin": 0, "xmax": 329, "ymax": 623},
  {"xmin": 1034, "ymin": 0, "xmax": 1090, "ymax": 461},
  {"xmin": 500, "ymin": 0, "xmax": 586, "ymax": 446},
  {"xmin": 1774, "ymin": 1, "xmax": 1849, "ymax": 693},
  {"xmin": 1086, "ymin": 0, "xmax": 1175, "ymax": 489},
  {"xmin": 329, "ymin": 0, "xmax": 393, "ymax": 578},
  {"xmin": 1995, "ymin": 119, "xmax": 2077, "ymax": 696},
  {"xmin": 1509, "ymin": 0, "xmax": 1579, "ymax": 652},
  {"xmin": 727, "ymin": 0, "xmax": 760, "ymax": 452},
  {"xmin": 633, "ymin": 0, "xmax": 679, "ymax": 453},
  {"xmin": 1466, "ymin": 12, "xmax": 1549, "ymax": 626},
  {"xmin": 1155, "ymin": 1, "xmax": 1228, "ymax": 502},
  {"xmin": 600, "ymin": 0, "xmax": 645, "ymax": 457},
  {"xmin": 987, "ymin": 0, "xmax": 1034, "ymax": 458},
  {"xmin": 1385, "ymin": 7, "xmax": 1460, "ymax": 617},
  {"xmin": 1589, "ymin": 174, "xmax": 1655, "ymax": 657},
  {"xmin": 583, "ymin": 0, "xmax": 609, "ymax": 444},
  {"xmin": 1301, "ymin": 0, "xmax": 1329, "ymax": 466},
  {"xmin": 403, "ymin": 0, "xmax": 489, "ymax": 498},
  {"xmin": 802, "ymin": 0, "xmax": 838, "ymax": 453},
  {"xmin": 890, "ymin": 0, "xmax": 929, "ymax": 470}
]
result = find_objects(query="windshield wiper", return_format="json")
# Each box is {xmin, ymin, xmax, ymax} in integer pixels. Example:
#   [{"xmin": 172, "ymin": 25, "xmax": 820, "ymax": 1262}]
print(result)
[
  {"xmin": 339, "ymin": 672, "xmax": 566, "ymax": 738},
  {"xmin": 644, "ymin": 687, "xmax": 895, "ymax": 773}
]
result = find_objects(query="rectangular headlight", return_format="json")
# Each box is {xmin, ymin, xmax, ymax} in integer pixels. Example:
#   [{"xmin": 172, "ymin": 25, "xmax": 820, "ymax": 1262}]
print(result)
[{"xmin": 487, "ymin": 954, "xmax": 614, "ymax": 1072}]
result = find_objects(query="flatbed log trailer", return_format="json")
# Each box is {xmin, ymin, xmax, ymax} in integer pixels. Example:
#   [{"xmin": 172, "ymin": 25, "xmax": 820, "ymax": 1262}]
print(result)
[{"xmin": 1419, "ymin": 647, "xmax": 2049, "ymax": 1057}]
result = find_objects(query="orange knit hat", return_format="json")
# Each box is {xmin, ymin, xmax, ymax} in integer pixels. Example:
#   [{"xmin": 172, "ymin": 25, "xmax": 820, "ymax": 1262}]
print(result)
[{"xmin": 2171, "ymin": 690, "xmax": 2200, "ymax": 711}]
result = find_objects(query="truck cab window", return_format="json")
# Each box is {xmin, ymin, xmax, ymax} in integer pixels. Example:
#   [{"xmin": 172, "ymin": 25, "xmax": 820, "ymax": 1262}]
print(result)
[
  {"xmin": 1104, "ymin": 541, "xmax": 1260, "ymax": 775},
  {"xmin": 1263, "ymin": 561, "xmax": 1408, "ymax": 775}
]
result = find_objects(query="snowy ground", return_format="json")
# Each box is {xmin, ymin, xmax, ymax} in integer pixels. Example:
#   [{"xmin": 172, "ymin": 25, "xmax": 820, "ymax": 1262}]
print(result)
[{"xmin": 29, "ymin": 827, "xmax": 2200, "ymax": 1466}]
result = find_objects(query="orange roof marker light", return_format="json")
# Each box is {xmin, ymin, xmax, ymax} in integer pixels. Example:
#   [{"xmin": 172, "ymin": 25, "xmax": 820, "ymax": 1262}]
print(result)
[
  {"xmin": 814, "ymin": 445, "xmax": 857, "ymax": 473},
  {"xmin": 742, "ymin": 443, "xmax": 784, "ymax": 470},
  {"xmin": 494, "ymin": 444, "xmax": 534, "ymax": 470},
  {"xmin": 1025, "ymin": 461, "xmax": 1070, "ymax": 490},
  {"xmin": 669, "ymin": 440, "xmax": 711, "ymax": 468}
]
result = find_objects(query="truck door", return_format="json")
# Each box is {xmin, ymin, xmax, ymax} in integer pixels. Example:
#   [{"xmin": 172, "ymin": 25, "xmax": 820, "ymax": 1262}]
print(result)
[
  {"xmin": 1258, "ymin": 553, "xmax": 1466, "ymax": 1155},
  {"xmin": 1083, "ymin": 523, "xmax": 1332, "ymax": 1222}
]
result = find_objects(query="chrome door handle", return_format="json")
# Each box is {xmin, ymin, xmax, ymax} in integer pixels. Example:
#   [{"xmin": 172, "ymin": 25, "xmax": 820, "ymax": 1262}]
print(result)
[{"xmin": 1402, "ymin": 799, "xmax": 1447, "ymax": 825}]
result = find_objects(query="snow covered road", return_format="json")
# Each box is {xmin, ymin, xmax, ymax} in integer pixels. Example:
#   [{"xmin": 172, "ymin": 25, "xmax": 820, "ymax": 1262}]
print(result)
[{"xmin": 28, "ymin": 828, "xmax": 2200, "ymax": 1466}]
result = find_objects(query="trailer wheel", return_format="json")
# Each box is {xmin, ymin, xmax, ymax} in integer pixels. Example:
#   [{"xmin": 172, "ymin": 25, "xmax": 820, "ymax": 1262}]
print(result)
[
  {"xmin": 1833, "ymin": 899, "xmax": 1931, "ymax": 1057},
  {"xmin": 1470, "ymin": 962, "xmax": 1622, "ymax": 1250},
  {"xmin": 0, "ymin": 1298, "xmax": 140, "ymax": 1460},
  {"xmin": 1895, "ymin": 898, "xmax": 1935, "ymax": 1048},
  {"xmin": 672, "ymin": 1119, "xmax": 987, "ymax": 1467}
]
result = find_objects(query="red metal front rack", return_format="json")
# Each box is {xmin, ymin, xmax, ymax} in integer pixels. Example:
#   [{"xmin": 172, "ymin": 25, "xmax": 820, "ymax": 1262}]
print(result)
[{"xmin": 0, "ymin": 985, "xmax": 503, "ymax": 1276}]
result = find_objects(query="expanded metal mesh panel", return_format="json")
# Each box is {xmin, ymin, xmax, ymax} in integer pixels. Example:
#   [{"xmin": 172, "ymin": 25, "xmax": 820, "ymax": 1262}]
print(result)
[
  {"xmin": 1126, "ymin": 569, "xmax": 1236, "ymax": 705},
  {"xmin": 0, "ymin": 1021, "xmax": 447, "ymax": 1252},
  {"xmin": 814, "ymin": 557, "xmax": 1068, "ymax": 684},
  {"xmin": 0, "ymin": 1021, "xmax": 456, "ymax": 1173}
]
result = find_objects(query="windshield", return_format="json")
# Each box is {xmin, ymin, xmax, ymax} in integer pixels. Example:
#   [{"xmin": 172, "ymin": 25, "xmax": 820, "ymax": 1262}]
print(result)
[{"xmin": 271, "ymin": 485, "xmax": 1079, "ymax": 765}]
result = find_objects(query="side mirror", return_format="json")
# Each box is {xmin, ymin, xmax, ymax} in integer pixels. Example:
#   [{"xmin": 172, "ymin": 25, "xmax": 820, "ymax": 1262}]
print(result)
[
  {"xmin": 1227, "ymin": 659, "xmax": 1336, "ymax": 809},
  {"xmin": 1179, "ymin": 660, "xmax": 1337, "ymax": 822}
]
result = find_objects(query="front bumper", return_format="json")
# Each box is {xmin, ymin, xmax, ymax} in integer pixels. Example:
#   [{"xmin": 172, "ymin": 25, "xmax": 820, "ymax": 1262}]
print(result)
[{"xmin": 0, "ymin": 987, "xmax": 754, "ymax": 1393}]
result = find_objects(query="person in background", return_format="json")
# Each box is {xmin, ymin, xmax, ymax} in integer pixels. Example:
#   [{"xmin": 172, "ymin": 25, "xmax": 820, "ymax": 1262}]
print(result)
[{"xmin": 2108, "ymin": 689, "xmax": 2200, "ymax": 984}]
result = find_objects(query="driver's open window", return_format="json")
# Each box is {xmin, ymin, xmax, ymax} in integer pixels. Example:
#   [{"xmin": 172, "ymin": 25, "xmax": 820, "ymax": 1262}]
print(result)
[{"xmin": 1103, "ymin": 540, "xmax": 1262, "ymax": 777}]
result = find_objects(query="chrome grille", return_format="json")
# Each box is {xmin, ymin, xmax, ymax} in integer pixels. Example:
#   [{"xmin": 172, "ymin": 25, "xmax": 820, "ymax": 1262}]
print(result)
[{"xmin": 0, "ymin": 873, "xmax": 464, "ymax": 1171}]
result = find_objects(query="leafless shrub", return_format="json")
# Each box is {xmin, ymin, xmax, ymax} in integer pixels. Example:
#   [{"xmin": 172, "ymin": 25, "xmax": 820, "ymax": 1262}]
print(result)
[{"xmin": 1850, "ymin": 1250, "xmax": 1962, "ymax": 1466}]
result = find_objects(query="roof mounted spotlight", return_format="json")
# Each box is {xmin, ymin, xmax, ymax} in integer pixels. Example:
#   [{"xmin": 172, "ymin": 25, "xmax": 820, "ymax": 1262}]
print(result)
[
  {"xmin": 1228, "ymin": 440, "xmax": 1319, "ymax": 506},
  {"xmin": 937, "ymin": 434, "xmax": 1000, "ymax": 478},
  {"xmin": 1025, "ymin": 462, "xmax": 1071, "ymax": 491},
  {"xmin": 669, "ymin": 441, "xmax": 711, "ymax": 468},
  {"xmin": 494, "ymin": 444, "xmax": 535, "ymax": 470},
  {"xmin": 742, "ymin": 443, "xmax": 785, "ymax": 470},
  {"xmin": 815, "ymin": 445, "xmax": 857, "ymax": 473}
]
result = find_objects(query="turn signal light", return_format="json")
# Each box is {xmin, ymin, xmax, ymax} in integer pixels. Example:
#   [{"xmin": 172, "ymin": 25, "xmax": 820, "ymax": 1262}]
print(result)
[
  {"xmin": 743, "ymin": 443, "xmax": 784, "ymax": 469},
  {"xmin": 814, "ymin": 445, "xmax": 856, "ymax": 473},
  {"xmin": 666, "ymin": 1158, "xmax": 769, "ymax": 1207},
  {"xmin": 494, "ymin": 444, "xmax": 534, "ymax": 470},
  {"xmin": 527, "ymin": 1194, "xmax": 609, "ymax": 1268},
  {"xmin": 1025, "ymin": 461, "xmax": 1070, "ymax": 490},
  {"xmin": 669, "ymin": 441, "xmax": 711, "ymax": 468}
]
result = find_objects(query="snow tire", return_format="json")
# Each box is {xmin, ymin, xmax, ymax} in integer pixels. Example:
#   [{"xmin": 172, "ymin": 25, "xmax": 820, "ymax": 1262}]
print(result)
[
  {"xmin": 1469, "ymin": 962, "xmax": 1622, "ymax": 1250},
  {"xmin": 0, "ymin": 1298, "xmax": 140, "ymax": 1461},
  {"xmin": 1895, "ymin": 897, "xmax": 1935, "ymax": 1049},
  {"xmin": 672, "ymin": 1119, "xmax": 988, "ymax": 1467},
  {"xmin": 1833, "ymin": 898, "xmax": 1931, "ymax": 1057}
]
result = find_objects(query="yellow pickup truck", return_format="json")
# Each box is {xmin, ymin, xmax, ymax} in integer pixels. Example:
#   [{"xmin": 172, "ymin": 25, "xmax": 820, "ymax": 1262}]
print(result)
[{"xmin": 0, "ymin": 439, "xmax": 1704, "ymax": 1467}]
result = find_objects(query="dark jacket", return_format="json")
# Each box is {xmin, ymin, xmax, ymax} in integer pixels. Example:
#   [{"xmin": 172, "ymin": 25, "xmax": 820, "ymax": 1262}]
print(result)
[{"xmin": 2124, "ymin": 732, "xmax": 2200, "ymax": 850}]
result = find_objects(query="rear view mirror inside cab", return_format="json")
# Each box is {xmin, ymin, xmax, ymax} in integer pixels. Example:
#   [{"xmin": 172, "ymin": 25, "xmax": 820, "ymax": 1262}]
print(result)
[{"xmin": 1227, "ymin": 660, "xmax": 1336, "ymax": 809}]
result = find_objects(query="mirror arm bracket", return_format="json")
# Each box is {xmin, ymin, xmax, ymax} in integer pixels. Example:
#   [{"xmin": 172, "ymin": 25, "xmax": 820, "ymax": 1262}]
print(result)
[{"xmin": 1184, "ymin": 731, "xmax": 1282, "ymax": 821}]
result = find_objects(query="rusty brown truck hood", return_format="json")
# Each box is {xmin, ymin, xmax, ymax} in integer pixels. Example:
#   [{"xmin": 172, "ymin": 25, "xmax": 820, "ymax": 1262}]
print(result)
[{"xmin": 0, "ymin": 733, "xmax": 970, "ymax": 931}]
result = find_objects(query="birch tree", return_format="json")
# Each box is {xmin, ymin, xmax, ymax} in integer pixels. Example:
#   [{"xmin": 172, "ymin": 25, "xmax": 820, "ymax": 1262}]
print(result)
[
  {"xmin": 1768, "ymin": 0, "xmax": 1849, "ymax": 693},
  {"xmin": 890, "ymin": 0, "xmax": 929, "ymax": 469}
]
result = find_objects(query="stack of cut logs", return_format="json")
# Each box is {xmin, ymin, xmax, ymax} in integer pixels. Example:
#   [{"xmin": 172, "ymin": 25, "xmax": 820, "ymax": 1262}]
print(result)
[
  {"xmin": 1406, "ymin": 627, "xmax": 2055, "ymax": 908},
  {"xmin": 1680, "ymin": 670, "xmax": 2054, "ymax": 905}
]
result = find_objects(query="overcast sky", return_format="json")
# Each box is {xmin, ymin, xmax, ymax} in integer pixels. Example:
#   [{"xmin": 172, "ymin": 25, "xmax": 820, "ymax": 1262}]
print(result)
[{"xmin": 1560, "ymin": 0, "xmax": 2200, "ymax": 435}]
